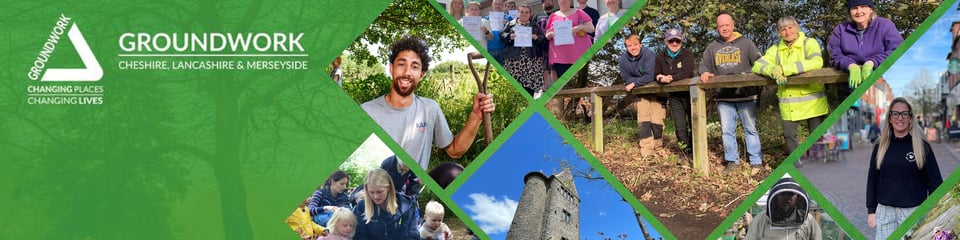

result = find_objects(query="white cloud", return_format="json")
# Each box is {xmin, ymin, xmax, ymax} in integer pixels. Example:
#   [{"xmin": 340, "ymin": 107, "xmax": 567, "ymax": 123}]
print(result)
[
  {"xmin": 598, "ymin": 211, "xmax": 607, "ymax": 216},
  {"xmin": 464, "ymin": 193, "xmax": 518, "ymax": 235}
]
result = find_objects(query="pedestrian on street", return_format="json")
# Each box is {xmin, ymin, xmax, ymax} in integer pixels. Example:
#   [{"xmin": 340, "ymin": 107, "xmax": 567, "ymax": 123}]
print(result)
[{"xmin": 866, "ymin": 97, "xmax": 943, "ymax": 240}]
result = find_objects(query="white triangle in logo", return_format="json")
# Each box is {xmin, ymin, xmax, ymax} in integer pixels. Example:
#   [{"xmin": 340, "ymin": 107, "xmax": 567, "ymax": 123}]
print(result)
[{"xmin": 41, "ymin": 23, "xmax": 102, "ymax": 81}]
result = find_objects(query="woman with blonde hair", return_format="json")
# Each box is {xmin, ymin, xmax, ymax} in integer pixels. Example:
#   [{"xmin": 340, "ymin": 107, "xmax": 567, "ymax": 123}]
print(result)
[
  {"xmin": 446, "ymin": 0, "xmax": 464, "ymax": 21},
  {"xmin": 352, "ymin": 168, "xmax": 418, "ymax": 240},
  {"xmin": 866, "ymin": 97, "xmax": 942, "ymax": 240}
]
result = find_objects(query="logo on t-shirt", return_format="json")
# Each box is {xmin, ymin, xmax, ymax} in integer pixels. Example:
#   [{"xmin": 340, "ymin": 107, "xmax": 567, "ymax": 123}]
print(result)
[
  {"xmin": 416, "ymin": 121, "xmax": 427, "ymax": 132},
  {"xmin": 906, "ymin": 152, "xmax": 916, "ymax": 162},
  {"xmin": 714, "ymin": 46, "xmax": 743, "ymax": 70}
]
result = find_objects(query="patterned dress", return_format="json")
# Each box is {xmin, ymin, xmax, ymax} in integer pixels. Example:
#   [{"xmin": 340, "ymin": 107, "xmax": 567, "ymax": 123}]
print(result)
[{"xmin": 502, "ymin": 20, "xmax": 546, "ymax": 94}]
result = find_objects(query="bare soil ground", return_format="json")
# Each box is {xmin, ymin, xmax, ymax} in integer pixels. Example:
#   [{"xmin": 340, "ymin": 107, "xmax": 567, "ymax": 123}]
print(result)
[
  {"xmin": 445, "ymin": 217, "xmax": 472, "ymax": 240},
  {"xmin": 567, "ymin": 118, "xmax": 785, "ymax": 239}
]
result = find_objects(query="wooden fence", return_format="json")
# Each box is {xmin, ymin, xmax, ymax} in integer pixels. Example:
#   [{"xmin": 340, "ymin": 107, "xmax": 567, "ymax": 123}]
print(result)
[{"xmin": 553, "ymin": 68, "xmax": 849, "ymax": 176}]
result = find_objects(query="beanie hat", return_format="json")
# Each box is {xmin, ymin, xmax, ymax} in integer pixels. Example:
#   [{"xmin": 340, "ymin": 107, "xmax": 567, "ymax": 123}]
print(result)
[{"xmin": 848, "ymin": 0, "xmax": 875, "ymax": 9}]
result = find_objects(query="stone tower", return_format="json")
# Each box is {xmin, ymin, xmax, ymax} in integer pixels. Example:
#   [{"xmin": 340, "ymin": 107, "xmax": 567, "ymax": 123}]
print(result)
[{"xmin": 505, "ymin": 169, "xmax": 580, "ymax": 240}]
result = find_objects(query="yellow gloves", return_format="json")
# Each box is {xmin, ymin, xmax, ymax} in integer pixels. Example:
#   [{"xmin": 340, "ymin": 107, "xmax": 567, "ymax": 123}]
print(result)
[
  {"xmin": 848, "ymin": 64, "xmax": 862, "ymax": 88},
  {"xmin": 862, "ymin": 61, "xmax": 875, "ymax": 81},
  {"xmin": 771, "ymin": 66, "xmax": 787, "ymax": 86}
]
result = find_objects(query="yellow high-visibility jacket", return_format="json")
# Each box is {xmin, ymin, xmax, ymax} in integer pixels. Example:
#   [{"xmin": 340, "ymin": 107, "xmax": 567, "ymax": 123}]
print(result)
[{"xmin": 752, "ymin": 32, "xmax": 829, "ymax": 121}]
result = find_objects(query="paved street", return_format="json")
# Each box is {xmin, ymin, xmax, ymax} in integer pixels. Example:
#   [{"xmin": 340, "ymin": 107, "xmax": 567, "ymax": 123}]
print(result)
[{"xmin": 798, "ymin": 139, "xmax": 960, "ymax": 240}]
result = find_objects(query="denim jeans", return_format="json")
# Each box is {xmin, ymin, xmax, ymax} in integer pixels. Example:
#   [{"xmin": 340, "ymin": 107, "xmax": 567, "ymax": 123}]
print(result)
[{"xmin": 717, "ymin": 100, "xmax": 762, "ymax": 165}]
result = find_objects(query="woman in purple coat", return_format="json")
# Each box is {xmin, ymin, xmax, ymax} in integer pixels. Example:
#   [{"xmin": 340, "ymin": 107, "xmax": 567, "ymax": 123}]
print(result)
[{"xmin": 828, "ymin": 0, "xmax": 903, "ymax": 98}]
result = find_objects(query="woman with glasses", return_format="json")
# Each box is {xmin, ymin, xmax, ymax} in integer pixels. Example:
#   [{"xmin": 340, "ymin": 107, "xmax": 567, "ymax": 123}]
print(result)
[
  {"xmin": 655, "ymin": 28, "xmax": 696, "ymax": 156},
  {"xmin": 866, "ymin": 97, "xmax": 943, "ymax": 240}
]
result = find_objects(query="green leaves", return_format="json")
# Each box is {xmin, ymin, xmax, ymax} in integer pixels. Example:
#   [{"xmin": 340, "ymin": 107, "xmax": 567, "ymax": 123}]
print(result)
[{"xmin": 346, "ymin": 0, "xmax": 470, "ymax": 69}]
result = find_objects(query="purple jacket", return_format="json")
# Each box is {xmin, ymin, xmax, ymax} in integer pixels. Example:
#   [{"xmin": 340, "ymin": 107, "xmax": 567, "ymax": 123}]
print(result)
[{"xmin": 828, "ymin": 17, "xmax": 903, "ymax": 71}]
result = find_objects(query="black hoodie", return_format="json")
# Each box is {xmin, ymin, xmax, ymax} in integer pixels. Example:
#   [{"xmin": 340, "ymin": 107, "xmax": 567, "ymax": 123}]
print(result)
[{"xmin": 866, "ymin": 134, "xmax": 943, "ymax": 213}]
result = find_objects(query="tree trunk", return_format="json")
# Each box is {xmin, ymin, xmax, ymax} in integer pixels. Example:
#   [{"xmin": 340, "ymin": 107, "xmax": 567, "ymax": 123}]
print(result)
[{"xmin": 213, "ymin": 82, "xmax": 254, "ymax": 240}]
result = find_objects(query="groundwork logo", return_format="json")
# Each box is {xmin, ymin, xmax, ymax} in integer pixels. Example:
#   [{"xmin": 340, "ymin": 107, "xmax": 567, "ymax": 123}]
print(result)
[
  {"xmin": 27, "ymin": 14, "xmax": 102, "ymax": 81},
  {"xmin": 25, "ymin": 14, "xmax": 104, "ymax": 105}
]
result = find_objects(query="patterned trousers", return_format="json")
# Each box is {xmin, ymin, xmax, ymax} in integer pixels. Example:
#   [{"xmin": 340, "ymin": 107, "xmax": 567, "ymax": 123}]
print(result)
[{"xmin": 875, "ymin": 204, "xmax": 917, "ymax": 240}]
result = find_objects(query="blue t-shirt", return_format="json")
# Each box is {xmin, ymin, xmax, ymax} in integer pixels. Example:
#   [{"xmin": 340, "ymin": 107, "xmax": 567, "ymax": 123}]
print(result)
[{"xmin": 484, "ymin": 13, "xmax": 513, "ymax": 51}]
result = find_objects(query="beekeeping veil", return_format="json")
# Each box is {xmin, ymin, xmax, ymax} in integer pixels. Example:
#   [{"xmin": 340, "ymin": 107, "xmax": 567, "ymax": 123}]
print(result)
[{"xmin": 766, "ymin": 177, "xmax": 809, "ymax": 228}]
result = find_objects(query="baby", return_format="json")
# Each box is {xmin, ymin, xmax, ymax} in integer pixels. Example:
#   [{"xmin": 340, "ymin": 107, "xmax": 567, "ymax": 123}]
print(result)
[{"xmin": 419, "ymin": 201, "xmax": 453, "ymax": 240}]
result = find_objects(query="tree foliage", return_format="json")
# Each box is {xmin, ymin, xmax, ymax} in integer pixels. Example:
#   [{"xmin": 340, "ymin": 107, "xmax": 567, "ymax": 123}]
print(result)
[
  {"xmin": 952, "ymin": 181, "xmax": 960, "ymax": 201},
  {"xmin": 904, "ymin": 68, "xmax": 944, "ymax": 126},
  {"xmin": 346, "ymin": 0, "xmax": 470, "ymax": 69}
]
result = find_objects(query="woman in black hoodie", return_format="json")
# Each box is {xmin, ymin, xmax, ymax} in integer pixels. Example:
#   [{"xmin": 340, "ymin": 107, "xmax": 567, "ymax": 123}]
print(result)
[{"xmin": 866, "ymin": 97, "xmax": 942, "ymax": 240}]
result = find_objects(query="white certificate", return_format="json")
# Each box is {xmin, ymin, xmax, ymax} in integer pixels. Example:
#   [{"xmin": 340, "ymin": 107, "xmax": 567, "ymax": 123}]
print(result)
[
  {"xmin": 462, "ymin": 16, "xmax": 484, "ymax": 42},
  {"xmin": 514, "ymin": 26, "xmax": 533, "ymax": 47},
  {"xmin": 508, "ymin": 10, "xmax": 519, "ymax": 19},
  {"xmin": 553, "ymin": 20, "xmax": 574, "ymax": 45},
  {"xmin": 488, "ymin": 12, "xmax": 504, "ymax": 31}
]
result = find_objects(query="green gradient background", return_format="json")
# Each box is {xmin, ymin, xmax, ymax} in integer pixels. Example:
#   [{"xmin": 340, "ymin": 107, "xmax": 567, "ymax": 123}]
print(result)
[{"xmin": 0, "ymin": 0, "xmax": 393, "ymax": 239}]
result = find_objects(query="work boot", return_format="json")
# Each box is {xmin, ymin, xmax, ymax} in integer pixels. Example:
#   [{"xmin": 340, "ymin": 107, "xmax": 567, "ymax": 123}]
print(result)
[{"xmin": 722, "ymin": 161, "xmax": 739, "ymax": 174}]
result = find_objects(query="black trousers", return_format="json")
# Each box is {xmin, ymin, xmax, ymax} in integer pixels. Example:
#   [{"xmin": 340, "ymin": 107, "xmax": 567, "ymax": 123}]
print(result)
[{"xmin": 668, "ymin": 94, "xmax": 692, "ymax": 151}]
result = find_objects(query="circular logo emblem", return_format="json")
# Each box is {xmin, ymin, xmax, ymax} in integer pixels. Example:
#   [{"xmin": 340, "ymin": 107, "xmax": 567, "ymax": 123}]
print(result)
[
  {"xmin": 906, "ymin": 152, "xmax": 916, "ymax": 162},
  {"xmin": 949, "ymin": 59, "xmax": 960, "ymax": 74}
]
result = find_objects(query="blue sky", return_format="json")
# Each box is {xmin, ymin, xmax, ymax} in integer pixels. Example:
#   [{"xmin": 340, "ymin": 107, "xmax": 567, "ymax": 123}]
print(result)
[
  {"xmin": 452, "ymin": 112, "xmax": 662, "ymax": 240},
  {"xmin": 883, "ymin": 1, "xmax": 960, "ymax": 97}
]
